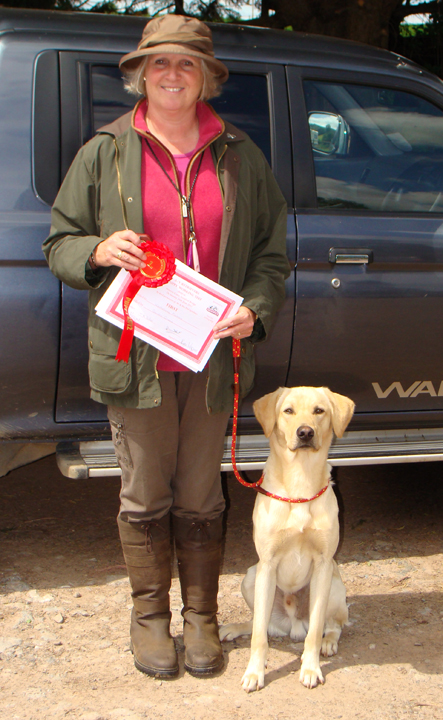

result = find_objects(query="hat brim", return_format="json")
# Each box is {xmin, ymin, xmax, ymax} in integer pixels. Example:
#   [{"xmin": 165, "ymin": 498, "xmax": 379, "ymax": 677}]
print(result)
[{"xmin": 119, "ymin": 43, "xmax": 229, "ymax": 84}]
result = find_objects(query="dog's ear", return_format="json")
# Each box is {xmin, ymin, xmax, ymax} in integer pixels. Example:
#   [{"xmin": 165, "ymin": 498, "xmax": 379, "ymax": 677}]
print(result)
[
  {"xmin": 253, "ymin": 387, "xmax": 288, "ymax": 437},
  {"xmin": 323, "ymin": 388, "xmax": 355, "ymax": 438}
]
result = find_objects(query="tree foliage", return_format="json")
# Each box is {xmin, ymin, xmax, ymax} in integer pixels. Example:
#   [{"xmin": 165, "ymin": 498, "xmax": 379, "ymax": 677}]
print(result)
[
  {"xmin": 256, "ymin": 0, "xmax": 441, "ymax": 49},
  {"xmin": 2, "ymin": 0, "xmax": 442, "ymax": 75},
  {"xmin": 394, "ymin": 8, "xmax": 443, "ymax": 77},
  {"xmin": 2, "ymin": 0, "xmax": 242, "ymax": 16}
]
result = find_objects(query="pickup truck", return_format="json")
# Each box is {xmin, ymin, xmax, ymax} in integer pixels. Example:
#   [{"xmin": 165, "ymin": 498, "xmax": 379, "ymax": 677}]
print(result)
[{"xmin": 2, "ymin": 7, "xmax": 443, "ymax": 478}]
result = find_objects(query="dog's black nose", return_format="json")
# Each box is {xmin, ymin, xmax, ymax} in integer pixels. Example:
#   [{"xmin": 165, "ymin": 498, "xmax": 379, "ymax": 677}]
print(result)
[{"xmin": 297, "ymin": 425, "xmax": 314, "ymax": 440}]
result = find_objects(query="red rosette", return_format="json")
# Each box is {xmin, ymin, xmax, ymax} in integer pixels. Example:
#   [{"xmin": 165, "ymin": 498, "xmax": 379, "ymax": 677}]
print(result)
[
  {"xmin": 116, "ymin": 236, "xmax": 176, "ymax": 363},
  {"xmin": 134, "ymin": 239, "xmax": 176, "ymax": 288}
]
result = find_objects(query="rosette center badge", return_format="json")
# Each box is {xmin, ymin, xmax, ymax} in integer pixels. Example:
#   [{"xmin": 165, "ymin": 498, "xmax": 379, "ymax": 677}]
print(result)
[{"xmin": 141, "ymin": 251, "xmax": 167, "ymax": 280}]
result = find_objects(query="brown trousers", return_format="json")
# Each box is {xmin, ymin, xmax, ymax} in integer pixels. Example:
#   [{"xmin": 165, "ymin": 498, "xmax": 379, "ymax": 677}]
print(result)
[{"xmin": 108, "ymin": 371, "xmax": 230, "ymax": 523}]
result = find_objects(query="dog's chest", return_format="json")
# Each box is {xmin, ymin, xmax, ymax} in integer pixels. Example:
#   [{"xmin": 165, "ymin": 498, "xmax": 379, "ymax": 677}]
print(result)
[
  {"xmin": 275, "ymin": 521, "xmax": 329, "ymax": 593},
  {"xmin": 256, "ymin": 504, "xmax": 328, "ymax": 557}
]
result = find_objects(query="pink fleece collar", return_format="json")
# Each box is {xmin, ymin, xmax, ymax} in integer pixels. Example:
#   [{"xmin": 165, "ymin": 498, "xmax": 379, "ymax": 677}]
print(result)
[{"xmin": 132, "ymin": 99, "xmax": 223, "ymax": 151}]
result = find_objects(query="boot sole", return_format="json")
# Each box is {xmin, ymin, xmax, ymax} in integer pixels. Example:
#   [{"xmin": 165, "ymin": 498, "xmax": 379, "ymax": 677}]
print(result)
[
  {"xmin": 134, "ymin": 656, "xmax": 179, "ymax": 678},
  {"xmin": 184, "ymin": 658, "xmax": 224, "ymax": 677},
  {"xmin": 130, "ymin": 641, "xmax": 179, "ymax": 679}
]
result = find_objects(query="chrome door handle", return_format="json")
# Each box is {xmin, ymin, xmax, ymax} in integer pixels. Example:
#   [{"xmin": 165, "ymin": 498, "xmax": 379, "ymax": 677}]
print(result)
[{"xmin": 329, "ymin": 247, "xmax": 373, "ymax": 264}]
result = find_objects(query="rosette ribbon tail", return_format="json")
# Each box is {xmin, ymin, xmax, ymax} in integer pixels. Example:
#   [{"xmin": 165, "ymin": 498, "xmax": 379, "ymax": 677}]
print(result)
[
  {"xmin": 116, "ymin": 279, "xmax": 140, "ymax": 363},
  {"xmin": 114, "ymin": 237, "xmax": 176, "ymax": 363}
]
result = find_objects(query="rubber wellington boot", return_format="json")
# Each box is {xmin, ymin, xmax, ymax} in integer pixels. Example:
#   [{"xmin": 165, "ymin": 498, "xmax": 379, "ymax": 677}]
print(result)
[
  {"xmin": 172, "ymin": 514, "xmax": 224, "ymax": 676},
  {"xmin": 117, "ymin": 515, "xmax": 178, "ymax": 678}
]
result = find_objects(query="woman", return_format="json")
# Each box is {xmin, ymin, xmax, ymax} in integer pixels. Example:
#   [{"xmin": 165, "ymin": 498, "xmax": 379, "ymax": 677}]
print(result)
[{"xmin": 43, "ymin": 14, "xmax": 289, "ymax": 679}]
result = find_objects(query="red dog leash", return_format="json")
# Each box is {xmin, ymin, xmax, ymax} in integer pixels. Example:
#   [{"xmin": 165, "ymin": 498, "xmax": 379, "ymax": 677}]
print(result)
[{"xmin": 231, "ymin": 338, "xmax": 329, "ymax": 504}]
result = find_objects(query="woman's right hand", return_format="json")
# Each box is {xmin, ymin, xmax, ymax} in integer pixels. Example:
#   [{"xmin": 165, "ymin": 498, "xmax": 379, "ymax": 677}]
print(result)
[{"xmin": 93, "ymin": 230, "xmax": 146, "ymax": 271}]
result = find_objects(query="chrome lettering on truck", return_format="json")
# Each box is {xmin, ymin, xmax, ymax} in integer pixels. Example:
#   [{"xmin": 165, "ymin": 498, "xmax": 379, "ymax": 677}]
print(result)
[{"xmin": 372, "ymin": 382, "xmax": 443, "ymax": 399}]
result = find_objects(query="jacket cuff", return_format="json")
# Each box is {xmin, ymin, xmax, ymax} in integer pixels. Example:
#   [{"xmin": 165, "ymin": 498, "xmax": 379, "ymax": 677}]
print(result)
[
  {"xmin": 249, "ymin": 317, "xmax": 265, "ymax": 344},
  {"xmin": 85, "ymin": 260, "xmax": 110, "ymax": 288}
]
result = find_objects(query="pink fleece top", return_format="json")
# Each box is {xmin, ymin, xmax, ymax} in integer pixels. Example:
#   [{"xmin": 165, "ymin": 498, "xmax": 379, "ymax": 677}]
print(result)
[{"xmin": 133, "ymin": 101, "xmax": 224, "ymax": 372}]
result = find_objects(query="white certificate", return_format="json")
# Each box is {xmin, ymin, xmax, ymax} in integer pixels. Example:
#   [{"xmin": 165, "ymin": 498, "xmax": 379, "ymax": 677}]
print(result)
[{"xmin": 95, "ymin": 260, "xmax": 243, "ymax": 372}]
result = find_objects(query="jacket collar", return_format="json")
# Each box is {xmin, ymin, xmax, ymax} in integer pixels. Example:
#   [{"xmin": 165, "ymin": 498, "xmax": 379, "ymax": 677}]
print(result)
[
  {"xmin": 97, "ymin": 104, "xmax": 246, "ymax": 146},
  {"xmin": 97, "ymin": 110, "xmax": 132, "ymax": 138}
]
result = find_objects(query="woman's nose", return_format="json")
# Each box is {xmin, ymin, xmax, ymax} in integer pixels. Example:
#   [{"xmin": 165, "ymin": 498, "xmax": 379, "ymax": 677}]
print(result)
[{"xmin": 165, "ymin": 62, "xmax": 181, "ymax": 79}]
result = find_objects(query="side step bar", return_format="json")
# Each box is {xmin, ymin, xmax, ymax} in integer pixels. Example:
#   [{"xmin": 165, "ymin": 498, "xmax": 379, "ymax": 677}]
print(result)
[{"xmin": 56, "ymin": 427, "xmax": 443, "ymax": 479}]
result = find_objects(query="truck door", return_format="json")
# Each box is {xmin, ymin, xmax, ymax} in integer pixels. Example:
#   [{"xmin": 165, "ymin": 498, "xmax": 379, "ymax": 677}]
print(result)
[
  {"xmin": 56, "ymin": 55, "xmax": 294, "ymax": 422},
  {"xmin": 287, "ymin": 67, "xmax": 443, "ymax": 423}
]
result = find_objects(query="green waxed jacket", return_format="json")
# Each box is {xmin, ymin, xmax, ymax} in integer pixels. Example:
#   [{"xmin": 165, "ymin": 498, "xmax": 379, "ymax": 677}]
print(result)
[{"xmin": 43, "ymin": 109, "xmax": 290, "ymax": 414}]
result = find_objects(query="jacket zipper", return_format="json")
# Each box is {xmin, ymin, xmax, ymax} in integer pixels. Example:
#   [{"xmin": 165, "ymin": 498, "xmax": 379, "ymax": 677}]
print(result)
[
  {"xmin": 154, "ymin": 349, "xmax": 160, "ymax": 380},
  {"xmin": 215, "ymin": 144, "xmax": 228, "ymax": 201},
  {"xmin": 113, "ymin": 138, "xmax": 129, "ymax": 231},
  {"xmin": 206, "ymin": 144, "xmax": 229, "ymax": 413}
]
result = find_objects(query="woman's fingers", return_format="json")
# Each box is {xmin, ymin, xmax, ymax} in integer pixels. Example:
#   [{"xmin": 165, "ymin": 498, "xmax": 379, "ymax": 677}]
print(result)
[
  {"xmin": 213, "ymin": 307, "xmax": 256, "ymax": 340},
  {"xmin": 94, "ymin": 230, "xmax": 147, "ymax": 269}
]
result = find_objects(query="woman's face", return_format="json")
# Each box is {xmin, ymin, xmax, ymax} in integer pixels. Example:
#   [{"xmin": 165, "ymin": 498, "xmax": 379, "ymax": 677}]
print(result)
[{"xmin": 144, "ymin": 53, "xmax": 203, "ymax": 114}]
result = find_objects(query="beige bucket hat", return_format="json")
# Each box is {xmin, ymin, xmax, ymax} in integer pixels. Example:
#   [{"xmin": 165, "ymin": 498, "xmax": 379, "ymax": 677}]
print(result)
[{"xmin": 119, "ymin": 14, "xmax": 229, "ymax": 84}]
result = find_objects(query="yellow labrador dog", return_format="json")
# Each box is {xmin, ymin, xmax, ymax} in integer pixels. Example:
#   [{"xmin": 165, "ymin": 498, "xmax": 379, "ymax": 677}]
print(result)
[{"xmin": 220, "ymin": 386, "xmax": 355, "ymax": 692}]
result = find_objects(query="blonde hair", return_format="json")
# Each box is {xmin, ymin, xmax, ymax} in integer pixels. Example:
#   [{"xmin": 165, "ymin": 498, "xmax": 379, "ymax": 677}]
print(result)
[{"xmin": 122, "ymin": 55, "xmax": 222, "ymax": 102}]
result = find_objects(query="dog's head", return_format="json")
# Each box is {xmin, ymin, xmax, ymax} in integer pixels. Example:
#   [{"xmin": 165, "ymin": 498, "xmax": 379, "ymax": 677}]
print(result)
[{"xmin": 253, "ymin": 386, "xmax": 355, "ymax": 452}]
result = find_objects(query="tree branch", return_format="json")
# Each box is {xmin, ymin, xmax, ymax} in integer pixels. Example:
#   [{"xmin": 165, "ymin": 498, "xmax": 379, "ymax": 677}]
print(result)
[{"xmin": 153, "ymin": 3, "xmax": 174, "ymax": 15}]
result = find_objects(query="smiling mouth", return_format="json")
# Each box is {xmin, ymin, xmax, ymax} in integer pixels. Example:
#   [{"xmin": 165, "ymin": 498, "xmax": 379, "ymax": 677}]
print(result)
[{"xmin": 162, "ymin": 87, "xmax": 183, "ymax": 92}]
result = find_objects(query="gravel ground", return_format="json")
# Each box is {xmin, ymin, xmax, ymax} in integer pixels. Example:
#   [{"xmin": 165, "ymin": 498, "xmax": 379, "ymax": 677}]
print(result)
[{"xmin": 1, "ymin": 454, "xmax": 442, "ymax": 720}]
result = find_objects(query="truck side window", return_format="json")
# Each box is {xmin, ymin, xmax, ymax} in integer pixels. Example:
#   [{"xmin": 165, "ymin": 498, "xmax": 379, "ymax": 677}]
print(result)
[
  {"xmin": 90, "ymin": 66, "xmax": 271, "ymax": 164},
  {"xmin": 303, "ymin": 80, "xmax": 443, "ymax": 212},
  {"xmin": 210, "ymin": 74, "xmax": 271, "ymax": 165},
  {"xmin": 91, "ymin": 65, "xmax": 134, "ymax": 130}
]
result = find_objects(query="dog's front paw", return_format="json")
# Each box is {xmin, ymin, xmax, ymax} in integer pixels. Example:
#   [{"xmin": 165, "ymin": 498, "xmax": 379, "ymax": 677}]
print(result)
[
  {"xmin": 241, "ymin": 661, "xmax": 265, "ymax": 692},
  {"xmin": 299, "ymin": 663, "xmax": 324, "ymax": 689}
]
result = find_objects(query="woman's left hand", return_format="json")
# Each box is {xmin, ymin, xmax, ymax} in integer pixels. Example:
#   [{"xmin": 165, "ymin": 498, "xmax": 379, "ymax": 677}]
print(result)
[{"xmin": 213, "ymin": 306, "xmax": 257, "ymax": 340}]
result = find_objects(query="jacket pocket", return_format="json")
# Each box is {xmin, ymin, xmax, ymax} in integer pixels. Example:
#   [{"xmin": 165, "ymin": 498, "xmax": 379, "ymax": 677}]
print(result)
[
  {"xmin": 107, "ymin": 407, "xmax": 133, "ymax": 469},
  {"xmin": 89, "ymin": 350, "xmax": 133, "ymax": 394}
]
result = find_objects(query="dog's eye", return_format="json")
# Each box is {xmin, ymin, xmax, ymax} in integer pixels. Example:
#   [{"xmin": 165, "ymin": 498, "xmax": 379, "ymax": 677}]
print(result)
[
  {"xmin": 283, "ymin": 407, "xmax": 294, "ymax": 415},
  {"xmin": 314, "ymin": 407, "xmax": 325, "ymax": 415}
]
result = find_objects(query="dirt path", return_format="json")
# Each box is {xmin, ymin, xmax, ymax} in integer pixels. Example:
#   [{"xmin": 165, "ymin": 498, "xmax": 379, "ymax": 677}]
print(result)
[{"xmin": 1, "ymin": 456, "xmax": 442, "ymax": 720}]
